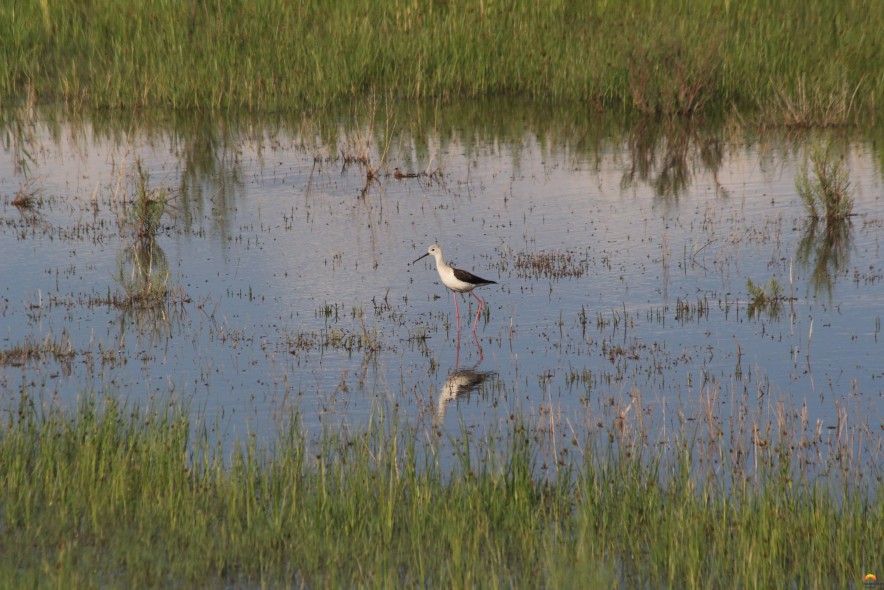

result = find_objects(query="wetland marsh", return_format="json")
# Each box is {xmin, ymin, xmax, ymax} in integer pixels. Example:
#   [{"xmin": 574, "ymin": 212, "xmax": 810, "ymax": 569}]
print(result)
[
  {"xmin": 1, "ymin": 102, "xmax": 882, "ymax": 586},
  {"xmin": 3, "ymin": 0, "xmax": 883, "ymax": 583},
  {"xmin": 2, "ymin": 107, "xmax": 881, "ymax": 445}
]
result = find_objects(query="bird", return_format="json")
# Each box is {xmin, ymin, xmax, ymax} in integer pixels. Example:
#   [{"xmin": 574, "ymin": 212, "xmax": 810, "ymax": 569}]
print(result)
[{"xmin": 413, "ymin": 244, "xmax": 497, "ymax": 332}]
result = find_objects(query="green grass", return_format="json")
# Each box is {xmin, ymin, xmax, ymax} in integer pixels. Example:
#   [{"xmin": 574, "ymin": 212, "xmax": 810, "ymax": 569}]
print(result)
[
  {"xmin": 0, "ymin": 0, "xmax": 880, "ymax": 124},
  {"xmin": 0, "ymin": 394, "xmax": 880, "ymax": 588},
  {"xmin": 747, "ymin": 277, "xmax": 786, "ymax": 318},
  {"xmin": 797, "ymin": 142, "xmax": 855, "ymax": 223},
  {"xmin": 124, "ymin": 161, "xmax": 169, "ymax": 243}
]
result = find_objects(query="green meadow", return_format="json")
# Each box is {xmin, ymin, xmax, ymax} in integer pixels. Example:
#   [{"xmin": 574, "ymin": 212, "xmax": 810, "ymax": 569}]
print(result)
[
  {"xmin": 0, "ymin": 396, "xmax": 880, "ymax": 588},
  {"xmin": 1, "ymin": 0, "xmax": 880, "ymax": 124}
]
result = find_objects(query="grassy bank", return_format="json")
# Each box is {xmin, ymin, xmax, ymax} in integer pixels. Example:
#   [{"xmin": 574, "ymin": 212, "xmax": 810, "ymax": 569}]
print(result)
[
  {"xmin": 0, "ymin": 395, "xmax": 880, "ymax": 588},
  {"xmin": 1, "ymin": 0, "xmax": 879, "ymax": 124}
]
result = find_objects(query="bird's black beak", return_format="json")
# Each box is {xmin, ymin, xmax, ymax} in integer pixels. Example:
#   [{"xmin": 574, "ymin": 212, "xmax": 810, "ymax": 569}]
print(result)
[{"xmin": 412, "ymin": 253, "xmax": 430, "ymax": 264}]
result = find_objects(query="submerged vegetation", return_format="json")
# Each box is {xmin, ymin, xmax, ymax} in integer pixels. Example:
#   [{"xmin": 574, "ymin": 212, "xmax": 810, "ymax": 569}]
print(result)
[
  {"xmin": 113, "ymin": 241, "xmax": 173, "ymax": 309},
  {"xmin": 0, "ymin": 0, "xmax": 880, "ymax": 124},
  {"xmin": 0, "ymin": 333, "xmax": 74, "ymax": 368},
  {"xmin": 0, "ymin": 396, "xmax": 880, "ymax": 588},
  {"xmin": 747, "ymin": 277, "xmax": 784, "ymax": 308},
  {"xmin": 11, "ymin": 182, "xmax": 40, "ymax": 210},
  {"xmin": 746, "ymin": 277, "xmax": 796, "ymax": 319},
  {"xmin": 508, "ymin": 249, "xmax": 592, "ymax": 280}
]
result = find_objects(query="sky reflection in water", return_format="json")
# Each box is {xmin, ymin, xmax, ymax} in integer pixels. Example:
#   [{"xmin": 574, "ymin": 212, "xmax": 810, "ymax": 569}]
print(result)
[{"xmin": 1, "ymin": 112, "xmax": 882, "ymax": 464}]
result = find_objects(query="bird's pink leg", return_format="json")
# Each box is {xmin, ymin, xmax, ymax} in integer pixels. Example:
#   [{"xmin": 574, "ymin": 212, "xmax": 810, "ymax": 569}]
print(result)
[
  {"xmin": 470, "ymin": 292, "xmax": 485, "ymax": 332},
  {"xmin": 452, "ymin": 291, "xmax": 461, "ymax": 332}
]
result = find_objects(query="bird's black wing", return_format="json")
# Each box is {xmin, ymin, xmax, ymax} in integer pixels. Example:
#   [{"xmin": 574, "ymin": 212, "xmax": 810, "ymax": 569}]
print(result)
[{"xmin": 453, "ymin": 267, "xmax": 497, "ymax": 286}]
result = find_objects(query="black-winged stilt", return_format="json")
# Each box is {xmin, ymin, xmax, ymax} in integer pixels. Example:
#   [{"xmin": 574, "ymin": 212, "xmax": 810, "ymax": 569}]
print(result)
[{"xmin": 413, "ymin": 243, "xmax": 497, "ymax": 332}]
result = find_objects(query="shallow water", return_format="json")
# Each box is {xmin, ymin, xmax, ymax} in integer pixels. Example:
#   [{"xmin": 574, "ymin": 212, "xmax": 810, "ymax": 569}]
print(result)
[{"xmin": 1, "ymin": 108, "xmax": 882, "ymax": 471}]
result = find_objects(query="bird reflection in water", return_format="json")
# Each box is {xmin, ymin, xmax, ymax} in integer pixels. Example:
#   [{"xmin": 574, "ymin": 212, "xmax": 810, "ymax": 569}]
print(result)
[{"xmin": 434, "ymin": 332, "xmax": 496, "ymax": 425}]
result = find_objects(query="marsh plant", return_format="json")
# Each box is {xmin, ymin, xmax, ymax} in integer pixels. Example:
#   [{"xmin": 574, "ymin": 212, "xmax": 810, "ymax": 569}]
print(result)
[
  {"xmin": 628, "ymin": 33, "xmax": 720, "ymax": 118},
  {"xmin": 0, "ymin": 332, "xmax": 74, "ymax": 368},
  {"xmin": 124, "ymin": 160, "xmax": 169, "ymax": 242},
  {"xmin": 113, "ymin": 161, "xmax": 176, "ymax": 309},
  {"xmin": 9, "ymin": 179, "xmax": 46, "ymax": 229},
  {"xmin": 796, "ymin": 142, "xmax": 854, "ymax": 223},
  {"xmin": 747, "ymin": 277, "xmax": 784, "ymax": 319},
  {"xmin": 114, "ymin": 241, "xmax": 171, "ymax": 309},
  {"xmin": 11, "ymin": 182, "xmax": 40, "ymax": 209}
]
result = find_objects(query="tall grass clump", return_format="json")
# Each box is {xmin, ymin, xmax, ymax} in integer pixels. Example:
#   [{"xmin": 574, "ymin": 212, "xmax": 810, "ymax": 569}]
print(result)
[
  {"xmin": 796, "ymin": 142, "xmax": 855, "ymax": 223},
  {"xmin": 125, "ymin": 161, "xmax": 169, "ymax": 242},
  {"xmin": 0, "ymin": 394, "xmax": 881, "ymax": 588},
  {"xmin": 627, "ymin": 28, "xmax": 722, "ymax": 118},
  {"xmin": 112, "ymin": 160, "xmax": 175, "ymax": 309}
]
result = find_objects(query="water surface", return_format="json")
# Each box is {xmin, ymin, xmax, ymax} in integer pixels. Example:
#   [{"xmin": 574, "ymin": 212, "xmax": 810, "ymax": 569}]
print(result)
[{"xmin": 1, "ymin": 108, "xmax": 882, "ymax": 473}]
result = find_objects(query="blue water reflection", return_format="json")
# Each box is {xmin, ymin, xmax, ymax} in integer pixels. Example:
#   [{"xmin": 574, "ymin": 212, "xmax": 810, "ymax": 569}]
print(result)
[{"xmin": 1, "ymin": 112, "xmax": 882, "ymax": 471}]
